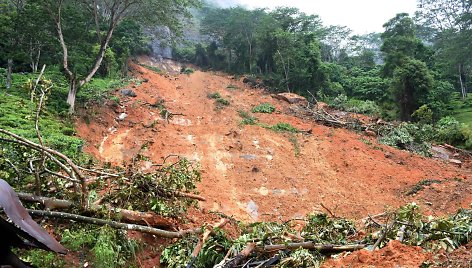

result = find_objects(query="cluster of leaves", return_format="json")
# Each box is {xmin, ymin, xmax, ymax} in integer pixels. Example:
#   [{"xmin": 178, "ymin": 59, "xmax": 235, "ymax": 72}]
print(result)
[
  {"xmin": 103, "ymin": 158, "xmax": 201, "ymax": 217},
  {"xmin": 161, "ymin": 228, "xmax": 231, "ymax": 268},
  {"xmin": 380, "ymin": 204, "xmax": 472, "ymax": 252},
  {"xmin": 20, "ymin": 225, "xmax": 139, "ymax": 268},
  {"xmin": 378, "ymin": 122, "xmax": 434, "ymax": 156},
  {"xmin": 434, "ymin": 116, "xmax": 472, "ymax": 149},
  {"xmin": 161, "ymin": 204, "xmax": 471, "ymax": 267},
  {"xmin": 181, "ymin": 67, "xmax": 195, "ymax": 75},
  {"xmin": 378, "ymin": 116, "xmax": 472, "ymax": 154},
  {"xmin": 238, "ymin": 110, "xmax": 258, "ymax": 125},
  {"xmin": 330, "ymin": 94, "xmax": 382, "ymax": 116},
  {"xmin": 207, "ymin": 92, "xmax": 230, "ymax": 110},
  {"xmin": 252, "ymin": 103, "xmax": 276, "ymax": 114},
  {"xmin": 161, "ymin": 214, "xmax": 357, "ymax": 267},
  {"xmin": 262, "ymin": 122, "xmax": 299, "ymax": 133}
]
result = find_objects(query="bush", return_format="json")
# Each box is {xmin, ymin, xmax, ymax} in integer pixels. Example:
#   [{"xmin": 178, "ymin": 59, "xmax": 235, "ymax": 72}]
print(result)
[
  {"xmin": 330, "ymin": 94, "xmax": 381, "ymax": 115},
  {"xmin": 238, "ymin": 110, "xmax": 257, "ymax": 125},
  {"xmin": 379, "ymin": 123, "xmax": 434, "ymax": 156},
  {"xmin": 252, "ymin": 103, "xmax": 276, "ymax": 114},
  {"xmin": 435, "ymin": 116, "xmax": 472, "ymax": 147},
  {"xmin": 412, "ymin": 105, "xmax": 433, "ymax": 124}
]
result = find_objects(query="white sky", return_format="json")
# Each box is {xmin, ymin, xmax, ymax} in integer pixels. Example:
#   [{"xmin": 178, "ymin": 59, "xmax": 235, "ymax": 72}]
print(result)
[{"xmin": 229, "ymin": 0, "xmax": 418, "ymax": 34}]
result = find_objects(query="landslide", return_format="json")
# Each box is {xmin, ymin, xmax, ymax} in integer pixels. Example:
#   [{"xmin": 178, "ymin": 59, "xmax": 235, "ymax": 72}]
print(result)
[{"xmin": 76, "ymin": 60, "xmax": 472, "ymax": 223}]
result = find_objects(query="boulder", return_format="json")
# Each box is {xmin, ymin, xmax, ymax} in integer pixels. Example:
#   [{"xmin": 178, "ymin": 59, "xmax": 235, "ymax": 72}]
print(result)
[
  {"xmin": 120, "ymin": 89, "xmax": 137, "ymax": 97},
  {"xmin": 273, "ymin": 92, "xmax": 307, "ymax": 105}
]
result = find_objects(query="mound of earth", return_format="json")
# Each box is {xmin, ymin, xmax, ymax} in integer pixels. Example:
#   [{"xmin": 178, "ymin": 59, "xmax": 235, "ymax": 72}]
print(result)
[{"xmin": 76, "ymin": 59, "xmax": 472, "ymax": 223}]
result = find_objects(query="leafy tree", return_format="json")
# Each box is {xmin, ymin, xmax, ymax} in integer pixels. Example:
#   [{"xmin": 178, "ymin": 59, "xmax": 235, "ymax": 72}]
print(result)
[
  {"xmin": 42, "ymin": 0, "xmax": 199, "ymax": 113},
  {"xmin": 416, "ymin": 0, "xmax": 472, "ymax": 99},
  {"xmin": 391, "ymin": 58, "xmax": 433, "ymax": 121}
]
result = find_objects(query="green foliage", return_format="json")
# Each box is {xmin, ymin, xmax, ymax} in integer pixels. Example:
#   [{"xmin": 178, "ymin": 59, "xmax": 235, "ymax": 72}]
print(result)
[
  {"xmin": 161, "ymin": 229, "xmax": 231, "ymax": 268},
  {"xmin": 379, "ymin": 123, "xmax": 433, "ymax": 156},
  {"xmin": 406, "ymin": 179, "xmax": 442, "ymax": 196},
  {"xmin": 207, "ymin": 92, "xmax": 230, "ymax": 110},
  {"xmin": 103, "ymin": 158, "xmax": 201, "ymax": 217},
  {"xmin": 139, "ymin": 64, "xmax": 163, "ymax": 74},
  {"xmin": 238, "ymin": 110, "xmax": 258, "ymax": 125},
  {"xmin": 263, "ymin": 122, "xmax": 299, "ymax": 133},
  {"xmin": 21, "ymin": 250, "xmax": 65, "ymax": 268},
  {"xmin": 60, "ymin": 226, "xmax": 139, "ymax": 268},
  {"xmin": 381, "ymin": 204, "xmax": 472, "ymax": 252},
  {"xmin": 412, "ymin": 105, "xmax": 433, "ymax": 124},
  {"xmin": 252, "ymin": 103, "xmax": 276, "ymax": 114},
  {"xmin": 302, "ymin": 214, "xmax": 357, "ymax": 244},
  {"xmin": 277, "ymin": 248, "xmax": 321, "ymax": 268},
  {"xmin": 330, "ymin": 94, "xmax": 381, "ymax": 116},
  {"xmin": 435, "ymin": 116, "xmax": 472, "ymax": 148},
  {"xmin": 207, "ymin": 92, "xmax": 221, "ymax": 99},
  {"xmin": 181, "ymin": 67, "xmax": 195, "ymax": 74},
  {"xmin": 289, "ymin": 135, "xmax": 300, "ymax": 157}
]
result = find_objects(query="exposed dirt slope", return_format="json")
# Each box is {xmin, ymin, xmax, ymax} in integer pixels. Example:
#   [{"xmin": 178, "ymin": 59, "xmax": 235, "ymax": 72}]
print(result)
[{"xmin": 76, "ymin": 61, "xmax": 472, "ymax": 223}]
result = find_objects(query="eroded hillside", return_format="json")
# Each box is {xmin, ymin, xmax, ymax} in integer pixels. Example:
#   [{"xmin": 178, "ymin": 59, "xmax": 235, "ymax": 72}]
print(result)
[{"xmin": 76, "ymin": 59, "xmax": 472, "ymax": 223}]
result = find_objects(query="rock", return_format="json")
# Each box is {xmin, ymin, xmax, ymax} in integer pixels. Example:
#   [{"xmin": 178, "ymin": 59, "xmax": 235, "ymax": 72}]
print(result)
[
  {"xmin": 117, "ymin": 113, "xmax": 127, "ymax": 121},
  {"xmin": 120, "ymin": 88, "xmax": 137, "ymax": 97},
  {"xmin": 273, "ymin": 92, "xmax": 308, "ymax": 105},
  {"xmin": 449, "ymin": 159, "xmax": 462, "ymax": 166}
]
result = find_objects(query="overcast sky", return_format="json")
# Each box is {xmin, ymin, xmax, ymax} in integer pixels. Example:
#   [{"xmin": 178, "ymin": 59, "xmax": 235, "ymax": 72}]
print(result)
[{"xmin": 214, "ymin": 0, "xmax": 418, "ymax": 34}]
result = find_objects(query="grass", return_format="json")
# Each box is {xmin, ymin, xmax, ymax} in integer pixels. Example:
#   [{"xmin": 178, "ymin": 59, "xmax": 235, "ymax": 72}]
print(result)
[
  {"xmin": 0, "ymin": 69, "xmax": 125, "ymax": 157},
  {"xmin": 450, "ymin": 94, "xmax": 472, "ymax": 129},
  {"xmin": 138, "ymin": 64, "xmax": 163, "ymax": 74}
]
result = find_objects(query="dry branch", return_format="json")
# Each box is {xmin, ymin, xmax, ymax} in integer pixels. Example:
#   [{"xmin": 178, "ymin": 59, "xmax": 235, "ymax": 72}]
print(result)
[
  {"xmin": 18, "ymin": 193, "xmax": 173, "ymax": 228},
  {"xmin": 174, "ymin": 191, "xmax": 206, "ymax": 201},
  {"xmin": 27, "ymin": 209, "xmax": 201, "ymax": 238},
  {"xmin": 186, "ymin": 219, "xmax": 229, "ymax": 268},
  {"xmin": 18, "ymin": 193, "xmax": 73, "ymax": 210},
  {"xmin": 0, "ymin": 128, "xmax": 88, "ymax": 208},
  {"xmin": 222, "ymin": 243, "xmax": 256, "ymax": 268}
]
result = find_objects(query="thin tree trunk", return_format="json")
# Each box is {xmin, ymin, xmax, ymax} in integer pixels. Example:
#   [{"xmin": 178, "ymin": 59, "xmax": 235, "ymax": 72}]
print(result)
[
  {"xmin": 67, "ymin": 79, "xmax": 78, "ymax": 114},
  {"xmin": 6, "ymin": 59, "xmax": 13, "ymax": 90},
  {"xmin": 459, "ymin": 64, "xmax": 467, "ymax": 99}
]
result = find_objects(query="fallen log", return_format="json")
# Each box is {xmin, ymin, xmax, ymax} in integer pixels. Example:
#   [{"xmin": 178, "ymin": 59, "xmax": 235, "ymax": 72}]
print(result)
[
  {"xmin": 18, "ymin": 193, "xmax": 173, "ymax": 228},
  {"xmin": 263, "ymin": 242, "xmax": 366, "ymax": 252},
  {"xmin": 27, "ymin": 209, "xmax": 200, "ymax": 238},
  {"xmin": 18, "ymin": 193, "xmax": 73, "ymax": 210}
]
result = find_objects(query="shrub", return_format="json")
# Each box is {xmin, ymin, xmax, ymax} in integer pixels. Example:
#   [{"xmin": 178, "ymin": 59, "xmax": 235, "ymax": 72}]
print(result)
[
  {"xmin": 435, "ymin": 116, "xmax": 472, "ymax": 146},
  {"xmin": 379, "ymin": 122, "xmax": 433, "ymax": 156},
  {"xmin": 207, "ymin": 92, "xmax": 221, "ymax": 99},
  {"xmin": 252, "ymin": 103, "xmax": 276, "ymax": 114},
  {"xmin": 412, "ymin": 105, "xmax": 433, "ymax": 124},
  {"xmin": 264, "ymin": 122, "xmax": 299, "ymax": 133},
  {"xmin": 238, "ymin": 110, "xmax": 257, "ymax": 125},
  {"xmin": 330, "ymin": 94, "xmax": 381, "ymax": 115}
]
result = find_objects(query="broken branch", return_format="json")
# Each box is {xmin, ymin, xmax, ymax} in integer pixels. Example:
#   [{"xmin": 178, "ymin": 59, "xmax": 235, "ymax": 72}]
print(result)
[{"xmin": 27, "ymin": 209, "xmax": 201, "ymax": 238}]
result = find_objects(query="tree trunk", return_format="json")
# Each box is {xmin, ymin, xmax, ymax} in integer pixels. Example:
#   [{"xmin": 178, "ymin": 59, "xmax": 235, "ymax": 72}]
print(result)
[
  {"xmin": 67, "ymin": 79, "xmax": 77, "ymax": 114},
  {"xmin": 6, "ymin": 59, "xmax": 13, "ymax": 90},
  {"xmin": 459, "ymin": 64, "xmax": 467, "ymax": 99}
]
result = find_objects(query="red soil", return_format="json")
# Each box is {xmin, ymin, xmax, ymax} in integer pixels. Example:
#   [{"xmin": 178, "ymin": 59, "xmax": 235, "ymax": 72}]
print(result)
[
  {"xmin": 322, "ymin": 240, "xmax": 432, "ymax": 268},
  {"xmin": 76, "ymin": 61, "xmax": 471, "ymax": 223},
  {"xmin": 74, "ymin": 60, "xmax": 472, "ymax": 266}
]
